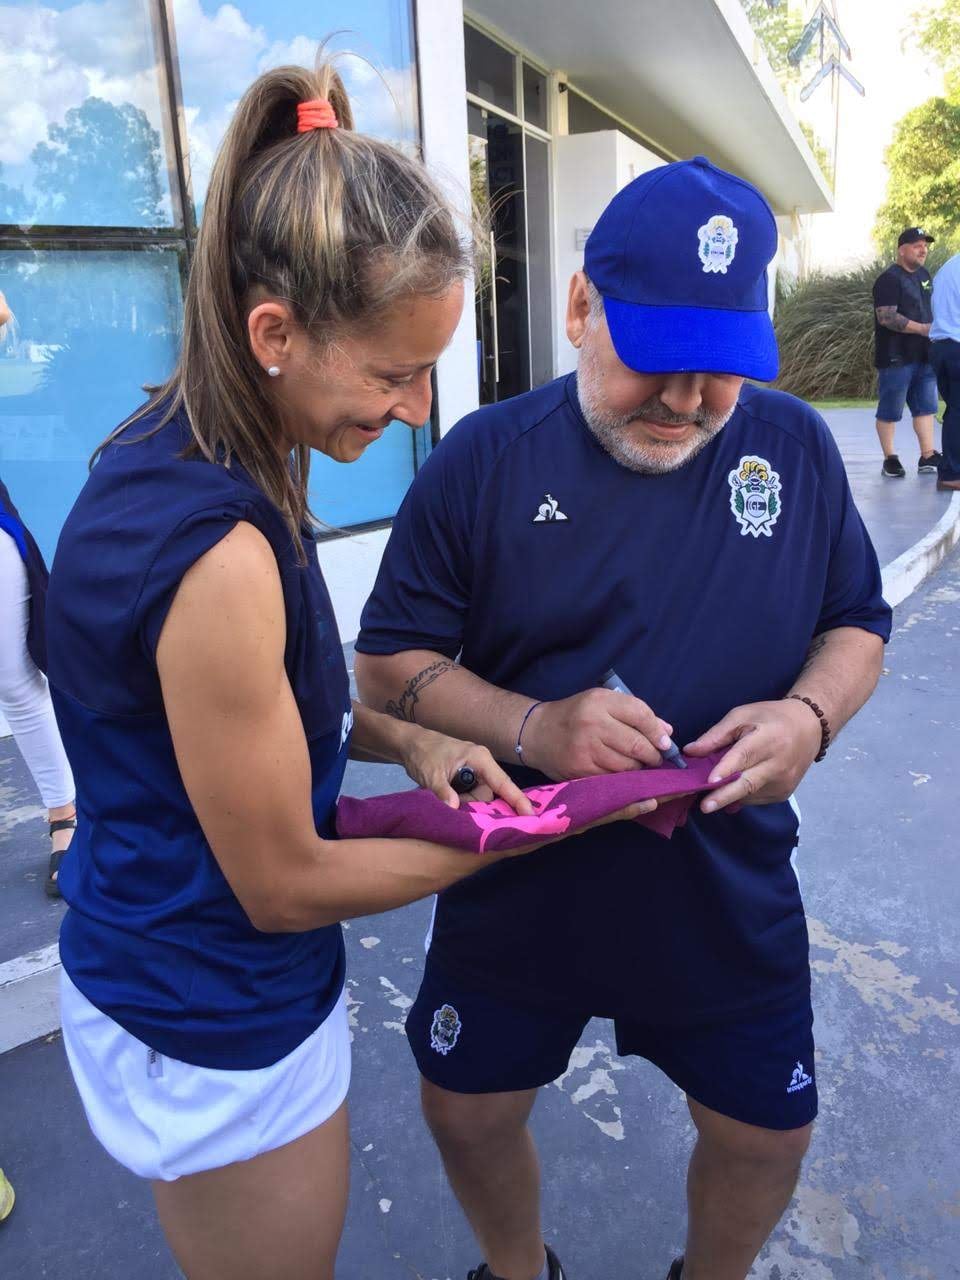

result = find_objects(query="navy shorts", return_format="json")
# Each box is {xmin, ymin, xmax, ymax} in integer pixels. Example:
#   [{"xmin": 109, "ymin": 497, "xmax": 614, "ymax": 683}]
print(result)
[
  {"xmin": 876, "ymin": 362, "xmax": 938, "ymax": 422},
  {"xmin": 406, "ymin": 958, "xmax": 818, "ymax": 1132}
]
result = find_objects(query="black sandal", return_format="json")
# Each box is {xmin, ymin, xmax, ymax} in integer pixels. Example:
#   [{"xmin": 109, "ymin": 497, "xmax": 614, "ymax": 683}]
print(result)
[{"xmin": 45, "ymin": 816, "xmax": 77, "ymax": 898}]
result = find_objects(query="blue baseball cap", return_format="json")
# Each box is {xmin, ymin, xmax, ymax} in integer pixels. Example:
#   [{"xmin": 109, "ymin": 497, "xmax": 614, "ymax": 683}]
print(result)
[{"xmin": 584, "ymin": 155, "xmax": 779, "ymax": 381}]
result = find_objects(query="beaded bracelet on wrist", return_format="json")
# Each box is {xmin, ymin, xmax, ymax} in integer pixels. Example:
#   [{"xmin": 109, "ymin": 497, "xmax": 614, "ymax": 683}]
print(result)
[{"xmin": 787, "ymin": 694, "xmax": 831, "ymax": 763}]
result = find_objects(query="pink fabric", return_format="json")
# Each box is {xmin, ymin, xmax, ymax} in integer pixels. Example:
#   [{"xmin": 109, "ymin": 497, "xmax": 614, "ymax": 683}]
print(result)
[{"xmin": 336, "ymin": 753, "xmax": 735, "ymax": 854}]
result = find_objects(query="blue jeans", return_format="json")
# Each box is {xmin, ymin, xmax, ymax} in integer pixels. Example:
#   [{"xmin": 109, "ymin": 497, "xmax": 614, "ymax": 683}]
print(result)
[
  {"xmin": 876, "ymin": 362, "xmax": 939, "ymax": 423},
  {"xmin": 930, "ymin": 339, "xmax": 960, "ymax": 480}
]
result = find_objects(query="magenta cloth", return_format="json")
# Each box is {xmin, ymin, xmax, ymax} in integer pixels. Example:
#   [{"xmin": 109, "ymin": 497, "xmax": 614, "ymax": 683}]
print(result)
[{"xmin": 336, "ymin": 752, "xmax": 734, "ymax": 853}]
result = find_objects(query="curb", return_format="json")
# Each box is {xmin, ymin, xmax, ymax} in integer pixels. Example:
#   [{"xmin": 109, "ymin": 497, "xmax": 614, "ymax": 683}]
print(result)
[
  {"xmin": 880, "ymin": 492, "xmax": 960, "ymax": 608},
  {"xmin": 0, "ymin": 944, "xmax": 60, "ymax": 1054},
  {"xmin": 3, "ymin": 498, "xmax": 960, "ymax": 1057}
]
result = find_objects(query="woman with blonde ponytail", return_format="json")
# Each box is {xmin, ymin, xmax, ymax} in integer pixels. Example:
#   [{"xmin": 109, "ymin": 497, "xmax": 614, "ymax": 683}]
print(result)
[{"xmin": 42, "ymin": 57, "xmax": 648, "ymax": 1279}]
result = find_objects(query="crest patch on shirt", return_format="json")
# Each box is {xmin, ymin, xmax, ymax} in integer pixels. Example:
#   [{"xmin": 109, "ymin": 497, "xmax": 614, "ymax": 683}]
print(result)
[
  {"xmin": 698, "ymin": 214, "xmax": 739, "ymax": 274},
  {"xmin": 728, "ymin": 456, "xmax": 782, "ymax": 538}
]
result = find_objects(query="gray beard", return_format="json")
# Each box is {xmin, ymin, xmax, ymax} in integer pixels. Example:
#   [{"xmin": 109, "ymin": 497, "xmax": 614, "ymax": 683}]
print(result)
[{"xmin": 576, "ymin": 347, "xmax": 734, "ymax": 475}]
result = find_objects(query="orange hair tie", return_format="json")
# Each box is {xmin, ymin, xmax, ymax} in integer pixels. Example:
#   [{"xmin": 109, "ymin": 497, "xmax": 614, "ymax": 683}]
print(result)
[{"xmin": 297, "ymin": 98, "xmax": 339, "ymax": 132}]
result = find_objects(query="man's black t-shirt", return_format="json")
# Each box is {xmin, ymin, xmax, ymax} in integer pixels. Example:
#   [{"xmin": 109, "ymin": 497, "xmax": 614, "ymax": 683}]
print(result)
[{"xmin": 873, "ymin": 263, "xmax": 933, "ymax": 368}]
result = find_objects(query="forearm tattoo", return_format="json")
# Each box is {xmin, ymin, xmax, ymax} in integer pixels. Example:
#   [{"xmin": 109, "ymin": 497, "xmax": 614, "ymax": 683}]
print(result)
[
  {"xmin": 875, "ymin": 305, "xmax": 909, "ymax": 333},
  {"xmin": 385, "ymin": 659, "xmax": 456, "ymax": 722},
  {"xmin": 797, "ymin": 633, "xmax": 828, "ymax": 680}
]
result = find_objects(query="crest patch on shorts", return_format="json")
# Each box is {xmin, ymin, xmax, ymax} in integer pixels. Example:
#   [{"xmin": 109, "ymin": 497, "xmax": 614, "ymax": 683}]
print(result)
[{"xmin": 429, "ymin": 1003, "xmax": 462, "ymax": 1056}]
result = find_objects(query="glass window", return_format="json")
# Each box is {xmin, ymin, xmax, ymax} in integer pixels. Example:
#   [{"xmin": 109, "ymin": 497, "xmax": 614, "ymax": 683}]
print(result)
[
  {"xmin": 464, "ymin": 24, "xmax": 516, "ymax": 116},
  {"xmin": 0, "ymin": 0, "xmax": 428, "ymax": 558},
  {"xmin": 174, "ymin": 0, "xmax": 420, "ymax": 218},
  {"xmin": 0, "ymin": 0, "xmax": 176, "ymax": 228},
  {"xmin": 171, "ymin": 0, "xmax": 425, "ymax": 528},
  {"xmin": 522, "ymin": 63, "xmax": 547, "ymax": 130},
  {"xmin": 0, "ymin": 248, "xmax": 183, "ymax": 562},
  {"xmin": 310, "ymin": 420, "xmax": 425, "ymax": 530},
  {"xmin": 470, "ymin": 109, "xmax": 528, "ymax": 404}
]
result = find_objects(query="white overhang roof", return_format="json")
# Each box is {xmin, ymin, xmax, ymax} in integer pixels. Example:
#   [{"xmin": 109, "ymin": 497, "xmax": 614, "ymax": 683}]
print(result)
[{"xmin": 465, "ymin": 0, "xmax": 834, "ymax": 215}]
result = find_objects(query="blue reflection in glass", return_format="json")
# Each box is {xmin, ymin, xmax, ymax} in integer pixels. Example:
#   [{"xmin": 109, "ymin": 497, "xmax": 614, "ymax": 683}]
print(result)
[
  {"xmin": 174, "ymin": 0, "xmax": 419, "ymax": 215},
  {"xmin": 0, "ymin": 0, "xmax": 173, "ymax": 227},
  {"xmin": 309, "ymin": 420, "xmax": 425, "ymax": 531},
  {"xmin": 0, "ymin": 249, "xmax": 183, "ymax": 562}
]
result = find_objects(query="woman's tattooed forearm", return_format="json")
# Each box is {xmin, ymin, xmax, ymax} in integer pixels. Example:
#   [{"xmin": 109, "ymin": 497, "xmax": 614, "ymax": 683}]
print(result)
[{"xmin": 385, "ymin": 659, "xmax": 457, "ymax": 721}]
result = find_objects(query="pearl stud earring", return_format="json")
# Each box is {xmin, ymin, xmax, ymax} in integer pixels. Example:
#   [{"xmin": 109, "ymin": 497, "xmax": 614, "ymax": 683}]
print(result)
[{"xmin": 267, "ymin": 365, "xmax": 280, "ymax": 378}]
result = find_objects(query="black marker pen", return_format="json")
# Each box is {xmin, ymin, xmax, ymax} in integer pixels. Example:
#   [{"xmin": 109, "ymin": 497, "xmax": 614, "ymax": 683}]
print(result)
[{"xmin": 601, "ymin": 669, "xmax": 688, "ymax": 769}]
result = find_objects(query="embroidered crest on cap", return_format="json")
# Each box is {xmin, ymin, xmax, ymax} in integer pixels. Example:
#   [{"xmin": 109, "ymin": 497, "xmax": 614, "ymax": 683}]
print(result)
[
  {"xmin": 430, "ymin": 1003, "xmax": 462, "ymax": 1055},
  {"xmin": 698, "ymin": 214, "xmax": 739, "ymax": 274},
  {"xmin": 728, "ymin": 456, "xmax": 782, "ymax": 538}
]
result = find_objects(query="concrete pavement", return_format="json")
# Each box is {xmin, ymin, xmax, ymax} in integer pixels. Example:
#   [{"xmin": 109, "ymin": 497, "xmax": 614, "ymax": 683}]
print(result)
[
  {"xmin": 822, "ymin": 407, "xmax": 952, "ymax": 571},
  {"xmin": 1, "ymin": 407, "xmax": 959, "ymax": 1278}
]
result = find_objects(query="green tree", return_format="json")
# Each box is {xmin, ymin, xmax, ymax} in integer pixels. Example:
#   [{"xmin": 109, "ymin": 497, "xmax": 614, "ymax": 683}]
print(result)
[
  {"xmin": 31, "ymin": 97, "xmax": 165, "ymax": 227},
  {"xmin": 874, "ymin": 96, "xmax": 960, "ymax": 253},
  {"xmin": 912, "ymin": 0, "xmax": 960, "ymax": 96},
  {"xmin": 737, "ymin": 1, "xmax": 808, "ymax": 80},
  {"xmin": 875, "ymin": 1, "xmax": 960, "ymax": 253},
  {"xmin": 737, "ymin": 4, "xmax": 834, "ymax": 189},
  {"xmin": 0, "ymin": 164, "xmax": 25, "ymax": 223},
  {"xmin": 800, "ymin": 121, "xmax": 834, "ymax": 191}
]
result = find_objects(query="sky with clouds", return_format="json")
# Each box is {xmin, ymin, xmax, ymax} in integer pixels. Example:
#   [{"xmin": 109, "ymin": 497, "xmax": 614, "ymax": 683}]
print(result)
[{"xmin": 0, "ymin": 0, "xmax": 417, "ymax": 223}]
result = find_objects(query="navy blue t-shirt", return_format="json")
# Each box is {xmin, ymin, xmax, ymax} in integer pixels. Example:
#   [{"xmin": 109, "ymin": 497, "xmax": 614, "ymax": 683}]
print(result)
[
  {"xmin": 358, "ymin": 377, "xmax": 892, "ymax": 1025},
  {"xmin": 46, "ymin": 407, "xmax": 352, "ymax": 1069}
]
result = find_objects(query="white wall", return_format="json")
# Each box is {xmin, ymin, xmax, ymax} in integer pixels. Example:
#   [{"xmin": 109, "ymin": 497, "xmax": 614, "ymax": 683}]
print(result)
[
  {"xmin": 317, "ymin": 528, "xmax": 392, "ymax": 647},
  {"xmin": 416, "ymin": 0, "xmax": 480, "ymax": 437},
  {"xmin": 553, "ymin": 130, "xmax": 665, "ymax": 376}
]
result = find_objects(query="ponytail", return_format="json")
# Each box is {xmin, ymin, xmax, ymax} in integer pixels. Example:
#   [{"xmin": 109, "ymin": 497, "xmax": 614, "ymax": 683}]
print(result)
[{"xmin": 100, "ymin": 53, "xmax": 468, "ymax": 553}]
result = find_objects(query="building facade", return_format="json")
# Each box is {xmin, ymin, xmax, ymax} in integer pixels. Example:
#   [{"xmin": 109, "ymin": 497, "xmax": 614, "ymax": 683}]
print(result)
[{"xmin": 0, "ymin": 0, "xmax": 832, "ymax": 643}]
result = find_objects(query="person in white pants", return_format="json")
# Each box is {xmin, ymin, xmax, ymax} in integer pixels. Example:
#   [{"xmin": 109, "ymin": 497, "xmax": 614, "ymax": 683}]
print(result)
[{"xmin": 0, "ymin": 289, "xmax": 76, "ymax": 896}]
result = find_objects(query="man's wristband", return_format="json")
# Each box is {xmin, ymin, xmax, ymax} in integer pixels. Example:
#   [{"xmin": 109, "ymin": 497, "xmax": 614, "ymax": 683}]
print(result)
[
  {"xmin": 787, "ymin": 694, "xmax": 830, "ymax": 763},
  {"xmin": 515, "ymin": 700, "xmax": 543, "ymax": 764}
]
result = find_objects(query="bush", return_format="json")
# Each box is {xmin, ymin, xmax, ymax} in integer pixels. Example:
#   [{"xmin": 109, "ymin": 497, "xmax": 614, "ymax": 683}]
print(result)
[{"xmin": 773, "ymin": 248, "xmax": 951, "ymax": 401}]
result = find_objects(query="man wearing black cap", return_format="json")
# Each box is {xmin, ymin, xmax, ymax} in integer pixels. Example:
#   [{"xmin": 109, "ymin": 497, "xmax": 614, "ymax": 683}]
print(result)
[
  {"xmin": 872, "ymin": 227, "xmax": 941, "ymax": 479},
  {"xmin": 357, "ymin": 157, "xmax": 890, "ymax": 1280}
]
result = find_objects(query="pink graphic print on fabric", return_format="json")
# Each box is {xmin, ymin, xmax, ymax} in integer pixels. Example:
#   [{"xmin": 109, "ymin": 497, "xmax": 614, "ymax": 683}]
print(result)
[{"xmin": 466, "ymin": 783, "xmax": 572, "ymax": 853}]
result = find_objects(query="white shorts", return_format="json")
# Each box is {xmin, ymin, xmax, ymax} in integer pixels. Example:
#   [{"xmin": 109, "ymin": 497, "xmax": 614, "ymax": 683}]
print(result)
[{"xmin": 60, "ymin": 969, "xmax": 351, "ymax": 1181}]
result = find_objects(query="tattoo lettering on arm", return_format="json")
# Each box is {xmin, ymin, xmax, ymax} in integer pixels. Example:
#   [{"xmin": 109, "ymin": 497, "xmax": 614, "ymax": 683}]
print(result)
[
  {"xmin": 876, "ymin": 305, "xmax": 910, "ymax": 333},
  {"xmin": 385, "ymin": 659, "xmax": 457, "ymax": 722},
  {"xmin": 797, "ymin": 632, "xmax": 828, "ymax": 680}
]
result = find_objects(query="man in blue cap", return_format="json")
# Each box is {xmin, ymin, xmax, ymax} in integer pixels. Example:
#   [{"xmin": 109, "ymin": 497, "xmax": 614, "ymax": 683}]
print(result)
[{"xmin": 356, "ymin": 157, "xmax": 890, "ymax": 1280}]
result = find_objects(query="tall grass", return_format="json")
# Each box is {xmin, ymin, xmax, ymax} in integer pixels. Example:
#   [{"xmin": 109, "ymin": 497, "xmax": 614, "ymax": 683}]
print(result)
[{"xmin": 773, "ymin": 248, "xmax": 950, "ymax": 402}]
